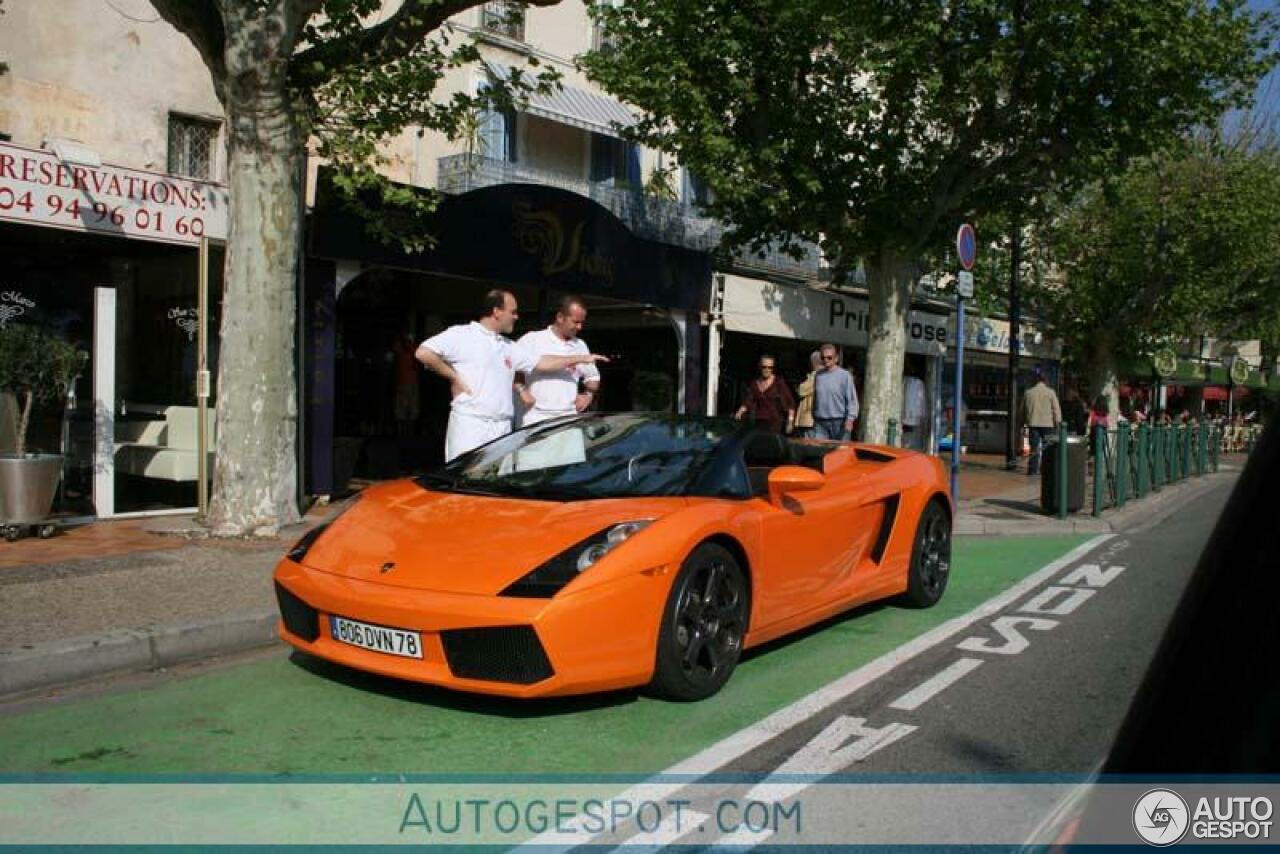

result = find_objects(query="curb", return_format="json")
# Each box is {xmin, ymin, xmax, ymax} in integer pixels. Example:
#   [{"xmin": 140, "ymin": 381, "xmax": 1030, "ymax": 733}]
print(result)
[
  {"xmin": 0, "ymin": 611, "xmax": 278, "ymax": 697},
  {"xmin": 954, "ymin": 470, "xmax": 1235, "ymax": 537}
]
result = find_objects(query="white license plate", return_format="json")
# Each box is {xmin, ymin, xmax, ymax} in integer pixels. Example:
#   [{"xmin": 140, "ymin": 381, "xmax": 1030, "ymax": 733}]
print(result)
[{"xmin": 329, "ymin": 615, "xmax": 423, "ymax": 659}]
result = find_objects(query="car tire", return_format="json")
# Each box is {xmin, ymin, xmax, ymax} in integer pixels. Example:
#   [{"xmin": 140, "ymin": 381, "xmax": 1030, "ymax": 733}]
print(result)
[
  {"xmin": 899, "ymin": 499, "xmax": 951, "ymax": 607},
  {"xmin": 650, "ymin": 542, "xmax": 749, "ymax": 701}
]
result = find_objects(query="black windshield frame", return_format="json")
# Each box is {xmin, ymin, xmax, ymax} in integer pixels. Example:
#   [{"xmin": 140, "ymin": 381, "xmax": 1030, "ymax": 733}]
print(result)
[{"xmin": 414, "ymin": 413, "xmax": 755, "ymax": 501}]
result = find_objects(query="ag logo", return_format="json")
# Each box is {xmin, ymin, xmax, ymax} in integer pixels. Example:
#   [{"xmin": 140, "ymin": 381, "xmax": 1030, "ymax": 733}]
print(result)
[{"xmin": 1133, "ymin": 788, "xmax": 1190, "ymax": 846}]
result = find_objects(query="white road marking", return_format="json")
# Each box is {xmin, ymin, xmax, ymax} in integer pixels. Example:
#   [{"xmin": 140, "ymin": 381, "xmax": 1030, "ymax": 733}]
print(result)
[
  {"xmin": 608, "ymin": 810, "xmax": 709, "ymax": 852},
  {"xmin": 956, "ymin": 615, "xmax": 1058, "ymax": 655},
  {"xmin": 1018, "ymin": 585, "xmax": 1097, "ymax": 616},
  {"xmin": 888, "ymin": 657, "xmax": 985, "ymax": 711},
  {"xmin": 1060, "ymin": 563, "xmax": 1127, "ymax": 588},
  {"xmin": 517, "ymin": 534, "xmax": 1113, "ymax": 850}
]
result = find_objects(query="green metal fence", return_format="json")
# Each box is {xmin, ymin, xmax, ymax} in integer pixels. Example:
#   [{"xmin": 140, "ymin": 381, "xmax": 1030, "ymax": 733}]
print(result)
[{"xmin": 1090, "ymin": 420, "xmax": 1222, "ymax": 516}]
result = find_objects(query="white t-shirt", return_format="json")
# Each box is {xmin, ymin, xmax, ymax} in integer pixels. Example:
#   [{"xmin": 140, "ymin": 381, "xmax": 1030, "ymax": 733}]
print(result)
[
  {"xmin": 517, "ymin": 327, "xmax": 600, "ymax": 424},
  {"xmin": 421, "ymin": 322, "xmax": 538, "ymax": 421}
]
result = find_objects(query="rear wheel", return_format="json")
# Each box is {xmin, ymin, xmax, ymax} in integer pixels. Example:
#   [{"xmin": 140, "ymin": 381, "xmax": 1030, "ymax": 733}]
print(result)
[
  {"xmin": 900, "ymin": 500, "xmax": 951, "ymax": 607},
  {"xmin": 650, "ymin": 543, "xmax": 748, "ymax": 701}
]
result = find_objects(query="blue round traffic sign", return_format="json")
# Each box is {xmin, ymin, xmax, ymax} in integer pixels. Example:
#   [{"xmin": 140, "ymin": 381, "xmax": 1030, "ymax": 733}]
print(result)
[{"xmin": 957, "ymin": 223, "xmax": 977, "ymax": 271}]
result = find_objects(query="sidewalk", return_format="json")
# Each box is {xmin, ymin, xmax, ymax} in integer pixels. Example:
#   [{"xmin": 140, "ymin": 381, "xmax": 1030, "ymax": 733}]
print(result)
[{"xmin": 0, "ymin": 458, "xmax": 1242, "ymax": 697}]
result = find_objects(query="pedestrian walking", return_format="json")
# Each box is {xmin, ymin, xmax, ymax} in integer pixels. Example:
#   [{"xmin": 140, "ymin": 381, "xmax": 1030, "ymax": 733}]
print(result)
[
  {"xmin": 514, "ymin": 295, "xmax": 601, "ymax": 426},
  {"xmin": 416, "ymin": 289, "xmax": 607, "ymax": 461},
  {"xmin": 811, "ymin": 343, "xmax": 859, "ymax": 440},
  {"xmin": 792, "ymin": 350, "xmax": 822, "ymax": 437},
  {"xmin": 391, "ymin": 331, "xmax": 420, "ymax": 436},
  {"xmin": 1021, "ymin": 366, "xmax": 1062, "ymax": 475},
  {"xmin": 734, "ymin": 353, "xmax": 796, "ymax": 434}
]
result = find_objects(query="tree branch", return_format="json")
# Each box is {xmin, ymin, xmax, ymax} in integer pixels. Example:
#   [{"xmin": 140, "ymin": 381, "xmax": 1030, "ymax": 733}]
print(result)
[
  {"xmin": 147, "ymin": 0, "xmax": 227, "ymax": 102},
  {"xmin": 291, "ymin": 0, "xmax": 562, "ymax": 90}
]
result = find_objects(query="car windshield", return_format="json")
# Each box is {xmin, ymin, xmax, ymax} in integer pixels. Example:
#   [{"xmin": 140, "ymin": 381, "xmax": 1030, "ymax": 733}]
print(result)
[{"xmin": 418, "ymin": 413, "xmax": 746, "ymax": 500}]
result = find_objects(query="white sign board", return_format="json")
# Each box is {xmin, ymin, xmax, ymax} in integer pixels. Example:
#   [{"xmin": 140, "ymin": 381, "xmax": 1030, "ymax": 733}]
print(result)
[
  {"xmin": 0, "ymin": 141, "xmax": 228, "ymax": 246},
  {"xmin": 957, "ymin": 313, "xmax": 1061, "ymax": 360},
  {"xmin": 956, "ymin": 270, "xmax": 974, "ymax": 298},
  {"xmin": 721, "ymin": 274, "xmax": 950, "ymax": 356}
]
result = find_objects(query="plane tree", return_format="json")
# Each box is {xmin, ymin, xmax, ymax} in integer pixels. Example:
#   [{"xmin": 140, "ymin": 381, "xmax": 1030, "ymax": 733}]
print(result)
[
  {"xmin": 581, "ymin": 0, "xmax": 1274, "ymax": 441},
  {"xmin": 148, "ymin": 0, "xmax": 560, "ymax": 535}
]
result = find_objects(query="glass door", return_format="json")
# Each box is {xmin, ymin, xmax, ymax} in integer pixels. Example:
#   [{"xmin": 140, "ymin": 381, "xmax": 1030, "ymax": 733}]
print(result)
[{"xmin": 109, "ymin": 241, "xmax": 222, "ymax": 514}]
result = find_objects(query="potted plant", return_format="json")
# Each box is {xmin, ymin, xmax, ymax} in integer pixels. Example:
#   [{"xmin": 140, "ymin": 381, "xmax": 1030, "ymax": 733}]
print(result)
[{"xmin": 0, "ymin": 324, "xmax": 84, "ymax": 534}]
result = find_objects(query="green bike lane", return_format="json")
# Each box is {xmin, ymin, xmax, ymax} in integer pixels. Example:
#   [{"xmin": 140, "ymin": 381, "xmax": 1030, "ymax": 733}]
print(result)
[{"xmin": 0, "ymin": 535, "xmax": 1088, "ymax": 776}]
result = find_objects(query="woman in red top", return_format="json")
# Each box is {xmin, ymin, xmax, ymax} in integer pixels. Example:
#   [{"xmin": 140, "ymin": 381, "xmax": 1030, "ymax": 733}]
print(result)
[{"xmin": 735, "ymin": 354, "xmax": 796, "ymax": 434}]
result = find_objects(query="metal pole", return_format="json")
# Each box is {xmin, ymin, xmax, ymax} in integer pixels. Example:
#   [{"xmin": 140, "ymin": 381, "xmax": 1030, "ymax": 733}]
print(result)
[
  {"xmin": 1056, "ymin": 420, "xmax": 1068, "ymax": 520},
  {"xmin": 197, "ymin": 236, "xmax": 209, "ymax": 518},
  {"xmin": 951, "ymin": 295, "xmax": 965, "ymax": 501},
  {"xmin": 1006, "ymin": 226, "xmax": 1021, "ymax": 470}
]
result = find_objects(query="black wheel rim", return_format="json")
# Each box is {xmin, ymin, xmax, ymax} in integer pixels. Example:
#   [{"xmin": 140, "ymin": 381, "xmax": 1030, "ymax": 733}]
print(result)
[
  {"xmin": 673, "ymin": 559, "xmax": 745, "ymax": 687},
  {"xmin": 920, "ymin": 511, "xmax": 951, "ymax": 597}
]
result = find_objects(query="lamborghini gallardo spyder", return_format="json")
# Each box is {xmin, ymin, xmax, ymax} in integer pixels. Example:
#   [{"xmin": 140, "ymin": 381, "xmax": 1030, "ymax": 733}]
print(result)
[{"xmin": 273, "ymin": 413, "xmax": 952, "ymax": 700}]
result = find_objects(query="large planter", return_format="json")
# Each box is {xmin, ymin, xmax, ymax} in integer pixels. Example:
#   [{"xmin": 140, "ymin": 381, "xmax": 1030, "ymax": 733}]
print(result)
[{"xmin": 0, "ymin": 453, "xmax": 63, "ymax": 524}]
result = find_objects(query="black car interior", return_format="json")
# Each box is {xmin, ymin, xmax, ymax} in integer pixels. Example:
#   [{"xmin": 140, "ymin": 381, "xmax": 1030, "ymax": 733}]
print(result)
[{"xmin": 742, "ymin": 432, "xmax": 835, "ymax": 496}]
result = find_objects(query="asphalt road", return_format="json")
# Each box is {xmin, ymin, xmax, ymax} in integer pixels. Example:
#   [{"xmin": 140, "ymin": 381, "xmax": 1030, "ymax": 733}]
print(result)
[{"xmin": 720, "ymin": 481, "xmax": 1229, "ymax": 779}]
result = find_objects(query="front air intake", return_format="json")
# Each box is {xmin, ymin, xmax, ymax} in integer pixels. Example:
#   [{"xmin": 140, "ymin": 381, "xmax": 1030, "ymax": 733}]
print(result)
[
  {"xmin": 440, "ymin": 625, "xmax": 554, "ymax": 684},
  {"xmin": 275, "ymin": 582, "xmax": 320, "ymax": 642}
]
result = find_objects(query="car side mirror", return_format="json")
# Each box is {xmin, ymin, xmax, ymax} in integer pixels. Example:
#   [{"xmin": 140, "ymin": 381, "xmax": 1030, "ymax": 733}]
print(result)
[{"xmin": 767, "ymin": 465, "xmax": 824, "ymax": 502}]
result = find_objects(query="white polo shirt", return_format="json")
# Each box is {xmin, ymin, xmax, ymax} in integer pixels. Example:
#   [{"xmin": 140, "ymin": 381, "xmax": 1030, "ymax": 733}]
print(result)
[
  {"xmin": 422, "ymin": 322, "xmax": 538, "ymax": 421},
  {"xmin": 517, "ymin": 327, "xmax": 601, "ymax": 425}
]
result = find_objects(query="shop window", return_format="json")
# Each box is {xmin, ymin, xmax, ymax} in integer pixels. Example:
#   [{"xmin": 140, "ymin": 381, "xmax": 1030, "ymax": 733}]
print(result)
[
  {"xmin": 481, "ymin": 1, "xmax": 525, "ymax": 41},
  {"xmin": 167, "ymin": 114, "xmax": 220, "ymax": 180}
]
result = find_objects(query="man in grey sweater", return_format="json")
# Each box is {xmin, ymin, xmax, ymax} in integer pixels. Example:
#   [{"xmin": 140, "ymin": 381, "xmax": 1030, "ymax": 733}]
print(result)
[{"xmin": 812, "ymin": 343, "xmax": 859, "ymax": 440}]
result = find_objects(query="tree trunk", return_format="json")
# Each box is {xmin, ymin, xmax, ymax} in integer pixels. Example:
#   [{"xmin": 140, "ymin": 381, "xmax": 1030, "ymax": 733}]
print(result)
[
  {"xmin": 206, "ymin": 4, "xmax": 303, "ymax": 536},
  {"xmin": 1084, "ymin": 334, "xmax": 1120, "ymax": 418},
  {"xmin": 16, "ymin": 389, "xmax": 32, "ymax": 457},
  {"xmin": 861, "ymin": 249, "xmax": 917, "ymax": 445}
]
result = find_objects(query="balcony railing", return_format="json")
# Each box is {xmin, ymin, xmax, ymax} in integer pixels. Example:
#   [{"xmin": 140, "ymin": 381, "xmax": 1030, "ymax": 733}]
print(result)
[{"xmin": 437, "ymin": 153, "xmax": 821, "ymax": 278}]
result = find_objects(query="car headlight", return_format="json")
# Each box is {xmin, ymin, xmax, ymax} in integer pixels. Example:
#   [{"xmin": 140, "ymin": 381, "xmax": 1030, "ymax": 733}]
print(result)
[
  {"xmin": 501, "ymin": 520, "xmax": 653, "ymax": 598},
  {"xmin": 286, "ymin": 497, "xmax": 360, "ymax": 564}
]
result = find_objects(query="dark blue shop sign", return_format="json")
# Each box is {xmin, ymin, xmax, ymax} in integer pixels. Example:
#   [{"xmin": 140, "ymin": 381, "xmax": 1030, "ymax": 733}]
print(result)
[{"xmin": 309, "ymin": 175, "xmax": 711, "ymax": 311}]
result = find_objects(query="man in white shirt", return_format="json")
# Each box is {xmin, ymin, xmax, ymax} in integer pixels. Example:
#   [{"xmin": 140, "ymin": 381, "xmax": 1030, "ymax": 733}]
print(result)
[
  {"xmin": 515, "ymin": 295, "xmax": 601, "ymax": 426},
  {"xmin": 416, "ymin": 290, "xmax": 607, "ymax": 461},
  {"xmin": 902, "ymin": 370, "xmax": 928, "ymax": 450}
]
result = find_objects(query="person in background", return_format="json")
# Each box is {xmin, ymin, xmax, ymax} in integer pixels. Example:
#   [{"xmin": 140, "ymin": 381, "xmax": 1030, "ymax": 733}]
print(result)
[
  {"xmin": 1063, "ymin": 385, "xmax": 1089, "ymax": 435},
  {"xmin": 1021, "ymin": 366, "xmax": 1062, "ymax": 476},
  {"xmin": 391, "ymin": 331, "xmax": 420, "ymax": 436},
  {"xmin": 792, "ymin": 350, "xmax": 823, "ymax": 437},
  {"xmin": 514, "ymin": 295, "xmax": 601, "ymax": 426},
  {"xmin": 901, "ymin": 366, "xmax": 928, "ymax": 450},
  {"xmin": 812, "ymin": 343, "xmax": 859, "ymax": 440},
  {"xmin": 734, "ymin": 353, "xmax": 796, "ymax": 434}
]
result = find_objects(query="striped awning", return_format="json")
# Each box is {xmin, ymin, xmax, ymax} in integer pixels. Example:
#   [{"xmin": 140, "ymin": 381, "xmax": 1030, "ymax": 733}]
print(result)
[{"xmin": 485, "ymin": 63, "xmax": 635, "ymax": 138}]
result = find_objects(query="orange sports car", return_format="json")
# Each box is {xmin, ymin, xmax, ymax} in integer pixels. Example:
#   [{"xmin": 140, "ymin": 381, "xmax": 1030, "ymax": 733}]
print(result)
[{"xmin": 274, "ymin": 413, "xmax": 953, "ymax": 700}]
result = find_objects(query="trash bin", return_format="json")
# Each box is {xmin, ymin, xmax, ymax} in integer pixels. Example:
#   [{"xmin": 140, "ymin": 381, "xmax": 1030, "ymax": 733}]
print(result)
[{"xmin": 1041, "ymin": 435, "xmax": 1086, "ymax": 513}]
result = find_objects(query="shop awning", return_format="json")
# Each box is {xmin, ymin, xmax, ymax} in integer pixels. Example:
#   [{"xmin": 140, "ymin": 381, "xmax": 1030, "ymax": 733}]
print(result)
[
  {"xmin": 485, "ymin": 63, "xmax": 635, "ymax": 138},
  {"xmin": 1202, "ymin": 386, "xmax": 1250, "ymax": 402}
]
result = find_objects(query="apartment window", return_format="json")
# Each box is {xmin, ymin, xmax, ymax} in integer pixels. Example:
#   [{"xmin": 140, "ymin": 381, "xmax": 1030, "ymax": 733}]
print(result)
[
  {"xmin": 167, "ymin": 114, "xmax": 220, "ymax": 180},
  {"xmin": 592, "ymin": 0, "xmax": 622, "ymax": 53},
  {"xmin": 590, "ymin": 134, "xmax": 639, "ymax": 189},
  {"xmin": 682, "ymin": 169, "xmax": 714, "ymax": 208},
  {"xmin": 481, "ymin": 1, "xmax": 525, "ymax": 41}
]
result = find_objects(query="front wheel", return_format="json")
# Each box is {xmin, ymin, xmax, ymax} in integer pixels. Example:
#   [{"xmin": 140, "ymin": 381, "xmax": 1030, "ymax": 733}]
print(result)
[
  {"xmin": 650, "ymin": 543, "xmax": 749, "ymax": 701},
  {"xmin": 900, "ymin": 500, "xmax": 951, "ymax": 607}
]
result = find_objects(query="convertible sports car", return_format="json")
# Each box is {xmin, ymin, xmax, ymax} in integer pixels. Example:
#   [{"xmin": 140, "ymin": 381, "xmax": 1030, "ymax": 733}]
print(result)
[{"xmin": 273, "ymin": 413, "xmax": 953, "ymax": 700}]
